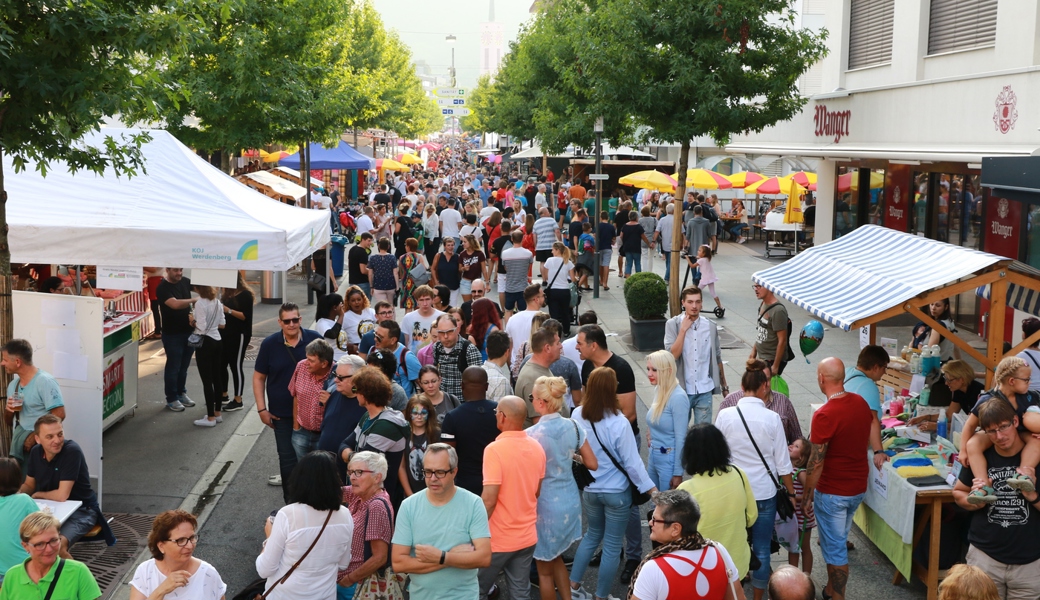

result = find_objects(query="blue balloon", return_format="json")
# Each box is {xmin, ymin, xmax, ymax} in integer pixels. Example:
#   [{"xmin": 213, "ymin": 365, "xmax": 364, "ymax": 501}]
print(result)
[{"xmin": 799, "ymin": 320, "xmax": 825, "ymax": 363}]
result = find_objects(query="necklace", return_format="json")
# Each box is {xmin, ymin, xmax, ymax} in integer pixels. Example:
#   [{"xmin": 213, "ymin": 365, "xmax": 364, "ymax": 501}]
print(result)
[{"xmin": 827, "ymin": 391, "xmax": 847, "ymax": 401}]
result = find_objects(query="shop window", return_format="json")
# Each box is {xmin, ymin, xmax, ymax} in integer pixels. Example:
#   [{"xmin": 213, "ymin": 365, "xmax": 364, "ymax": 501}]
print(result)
[
  {"xmin": 1027, "ymin": 204, "xmax": 1040, "ymax": 270},
  {"xmin": 911, "ymin": 172, "xmax": 930, "ymax": 236},
  {"xmin": 835, "ymin": 166, "xmax": 855, "ymax": 237},
  {"xmin": 927, "ymin": 0, "xmax": 997, "ymax": 55},
  {"xmin": 848, "ymin": 0, "xmax": 894, "ymax": 69}
]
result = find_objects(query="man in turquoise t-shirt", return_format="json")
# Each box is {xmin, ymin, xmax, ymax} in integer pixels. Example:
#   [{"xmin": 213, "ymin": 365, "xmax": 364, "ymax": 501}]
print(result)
[
  {"xmin": 1, "ymin": 339, "xmax": 64, "ymax": 464},
  {"xmin": 842, "ymin": 344, "xmax": 890, "ymax": 421},
  {"xmin": 392, "ymin": 443, "xmax": 491, "ymax": 600}
]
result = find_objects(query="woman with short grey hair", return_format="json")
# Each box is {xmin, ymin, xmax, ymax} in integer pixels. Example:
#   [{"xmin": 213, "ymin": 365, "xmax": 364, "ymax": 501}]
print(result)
[{"xmin": 339, "ymin": 451, "xmax": 395, "ymax": 597}]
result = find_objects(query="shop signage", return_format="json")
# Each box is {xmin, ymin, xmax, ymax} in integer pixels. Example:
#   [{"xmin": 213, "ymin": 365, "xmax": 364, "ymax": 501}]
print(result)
[
  {"xmin": 985, "ymin": 195, "xmax": 1020, "ymax": 259},
  {"xmin": 103, "ymin": 357, "xmax": 125, "ymax": 420},
  {"xmin": 993, "ymin": 85, "xmax": 1018, "ymax": 134},
  {"xmin": 814, "ymin": 104, "xmax": 850, "ymax": 143},
  {"xmin": 883, "ymin": 164, "xmax": 911, "ymax": 233}
]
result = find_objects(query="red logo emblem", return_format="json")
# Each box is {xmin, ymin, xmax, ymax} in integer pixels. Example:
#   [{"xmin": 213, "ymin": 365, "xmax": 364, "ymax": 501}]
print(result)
[{"xmin": 994, "ymin": 86, "xmax": 1018, "ymax": 134}]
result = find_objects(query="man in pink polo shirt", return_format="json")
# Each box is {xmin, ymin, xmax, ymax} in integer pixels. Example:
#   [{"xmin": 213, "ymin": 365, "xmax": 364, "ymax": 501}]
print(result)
[
  {"xmin": 288, "ymin": 339, "xmax": 335, "ymax": 460},
  {"xmin": 477, "ymin": 395, "xmax": 546, "ymax": 600}
]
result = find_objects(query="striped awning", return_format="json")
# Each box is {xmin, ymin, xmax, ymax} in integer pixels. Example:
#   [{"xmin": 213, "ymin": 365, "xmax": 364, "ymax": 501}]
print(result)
[
  {"xmin": 752, "ymin": 225, "xmax": 1007, "ymax": 331},
  {"xmin": 976, "ymin": 262, "xmax": 1040, "ymax": 318}
]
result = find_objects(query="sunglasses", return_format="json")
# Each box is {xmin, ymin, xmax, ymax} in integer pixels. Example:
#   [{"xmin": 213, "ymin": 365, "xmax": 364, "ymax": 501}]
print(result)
[
  {"xmin": 334, "ymin": 374, "xmax": 353, "ymax": 381},
  {"xmin": 281, "ymin": 317, "xmax": 301, "ymax": 324}
]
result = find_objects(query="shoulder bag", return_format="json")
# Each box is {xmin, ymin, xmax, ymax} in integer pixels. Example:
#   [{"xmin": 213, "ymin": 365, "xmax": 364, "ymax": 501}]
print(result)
[
  {"xmin": 590, "ymin": 420, "xmax": 652, "ymax": 505},
  {"xmin": 735, "ymin": 407, "xmax": 795, "ymax": 521},
  {"xmin": 407, "ymin": 254, "xmax": 431, "ymax": 286},
  {"xmin": 353, "ymin": 497, "xmax": 405, "ymax": 600},
  {"xmin": 256, "ymin": 509, "xmax": 335, "ymax": 599},
  {"xmin": 570, "ymin": 419, "xmax": 595, "ymax": 491},
  {"xmin": 43, "ymin": 558, "xmax": 66, "ymax": 600}
]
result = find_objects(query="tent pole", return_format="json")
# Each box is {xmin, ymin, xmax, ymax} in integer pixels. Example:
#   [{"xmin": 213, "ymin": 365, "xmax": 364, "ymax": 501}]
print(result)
[{"xmin": 986, "ymin": 277, "xmax": 1008, "ymax": 387}]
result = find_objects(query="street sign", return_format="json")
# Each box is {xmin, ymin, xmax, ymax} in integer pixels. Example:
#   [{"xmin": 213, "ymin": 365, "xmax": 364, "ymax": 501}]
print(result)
[
  {"xmin": 436, "ymin": 98, "xmax": 467, "ymax": 107},
  {"xmin": 588, "ymin": 173, "xmax": 609, "ymax": 180},
  {"xmin": 441, "ymin": 108, "xmax": 472, "ymax": 116},
  {"xmin": 435, "ymin": 87, "xmax": 466, "ymax": 97}
]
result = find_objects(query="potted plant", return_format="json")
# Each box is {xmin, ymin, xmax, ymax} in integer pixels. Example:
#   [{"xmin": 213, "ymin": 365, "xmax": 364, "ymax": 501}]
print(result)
[{"xmin": 623, "ymin": 272, "xmax": 669, "ymax": 351}]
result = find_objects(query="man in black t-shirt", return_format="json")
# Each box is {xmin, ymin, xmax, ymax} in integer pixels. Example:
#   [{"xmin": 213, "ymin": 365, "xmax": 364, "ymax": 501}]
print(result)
[
  {"xmin": 393, "ymin": 203, "xmax": 413, "ymax": 257},
  {"xmin": 21, "ymin": 415, "xmax": 101, "ymax": 557},
  {"xmin": 954, "ymin": 398, "xmax": 1040, "ymax": 598},
  {"xmin": 348, "ymin": 233, "xmax": 374, "ymax": 299},
  {"xmin": 373, "ymin": 184, "xmax": 392, "ymax": 207},
  {"xmin": 156, "ymin": 268, "xmax": 198, "ymax": 412},
  {"xmin": 439, "ymin": 367, "xmax": 498, "ymax": 496}
]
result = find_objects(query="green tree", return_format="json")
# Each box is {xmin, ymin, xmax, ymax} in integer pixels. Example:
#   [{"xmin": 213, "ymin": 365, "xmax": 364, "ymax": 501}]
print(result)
[
  {"xmin": 460, "ymin": 74, "xmax": 495, "ymax": 134},
  {"xmin": 583, "ymin": 0, "xmax": 827, "ymax": 313},
  {"xmin": 0, "ymin": 0, "xmax": 185, "ymax": 349}
]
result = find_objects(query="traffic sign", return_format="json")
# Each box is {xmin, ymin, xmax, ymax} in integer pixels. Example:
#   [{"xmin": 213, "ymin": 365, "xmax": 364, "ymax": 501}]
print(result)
[
  {"xmin": 441, "ymin": 108, "xmax": 472, "ymax": 116},
  {"xmin": 435, "ymin": 87, "xmax": 466, "ymax": 97},
  {"xmin": 588, "ymin": 173, "xmax": 609, "ymax": 180},
  {"xmin": 436, "ymin": 98, "xmax": 467, "ymax": 107}
]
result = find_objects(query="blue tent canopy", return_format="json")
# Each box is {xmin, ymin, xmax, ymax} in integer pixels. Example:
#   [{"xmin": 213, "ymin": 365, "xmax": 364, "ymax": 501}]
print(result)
[{"xmin": 282, "ymin": 141, "xmax": 374, "ymax": 170}]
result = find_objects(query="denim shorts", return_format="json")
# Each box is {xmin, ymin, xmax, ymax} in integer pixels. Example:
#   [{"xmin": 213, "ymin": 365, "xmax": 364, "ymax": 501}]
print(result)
[
  {"xmin": 460, "ymin": 278, "xmax": 474, "ymax": 295},
  {"xmin": 599, "ymin": 249, "xmax": 613, "ymax": 266},
  {"xmin": 814, "ymin": 490, "xmax": 865, "ymax": 566}
]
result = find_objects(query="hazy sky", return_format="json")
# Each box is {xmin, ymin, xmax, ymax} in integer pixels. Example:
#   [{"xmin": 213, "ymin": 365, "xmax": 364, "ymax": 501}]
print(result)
[{"xmin": 370, "ymin": 0, "xmax": 535, "ymax": 90}]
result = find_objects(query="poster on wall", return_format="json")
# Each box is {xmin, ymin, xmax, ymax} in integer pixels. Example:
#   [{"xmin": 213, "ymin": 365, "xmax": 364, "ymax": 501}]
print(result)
[
  {"xmin": 984, "ymin": 196, "xmax": 1021, "ymax": 259},
  {"xmin": 96, "ymin": 266, "xmax": 143, "ymax": 292},
  {"xmin": 883, "ymin": 164, "xmax": 911, "ymax": 233}
]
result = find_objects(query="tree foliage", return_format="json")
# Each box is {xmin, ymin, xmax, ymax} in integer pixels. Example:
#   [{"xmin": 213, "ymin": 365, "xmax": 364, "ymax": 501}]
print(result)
[{"xmin": 459, "ymin": 74, "xmax": 494, "ymax": 134}]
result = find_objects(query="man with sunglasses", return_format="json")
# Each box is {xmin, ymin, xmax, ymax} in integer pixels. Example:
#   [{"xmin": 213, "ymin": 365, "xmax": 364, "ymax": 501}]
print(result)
[
  {"xmin": 253, "ymin": 302, "xmax": 321, "ymax": 501},
  {"xmin": 954, "ymin": 397, "xmax": 1040, "ymax": 599},
  {"xmin": 392, "ymin": 443, "xmax": 492, "ymax": 600},
  {"xmin": 459, "ymin": 279, "xmax": 503, "ymax": 327}
]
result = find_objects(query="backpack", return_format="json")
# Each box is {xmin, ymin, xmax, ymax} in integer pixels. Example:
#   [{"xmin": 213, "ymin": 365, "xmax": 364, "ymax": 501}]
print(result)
[
  {"xmin": 761, "ymin": 303, "xmax": 796, "ymax": 363},
  {"xmin": 701, "ymin": 202, "xmax": 719, "ymax": 223},
  {"xmin": 435, "ymin": 339, "xmax": 474, "ymax": 374}
]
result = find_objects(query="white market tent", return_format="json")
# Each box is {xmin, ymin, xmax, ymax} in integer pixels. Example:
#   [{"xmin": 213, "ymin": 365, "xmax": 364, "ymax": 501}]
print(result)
[{"xmin": 4, "ymin": 128, "xmax": 330, "ymax": 270}]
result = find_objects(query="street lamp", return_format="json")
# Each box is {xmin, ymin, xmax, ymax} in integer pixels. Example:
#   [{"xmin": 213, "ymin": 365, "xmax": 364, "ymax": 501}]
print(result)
[
  {"xmin": 446, "ymin": 34, "xmax": 457, "ymax": 137},
  {"xmin": 593, "ymin": 116, "xmax": 603, "ymax": 298}
]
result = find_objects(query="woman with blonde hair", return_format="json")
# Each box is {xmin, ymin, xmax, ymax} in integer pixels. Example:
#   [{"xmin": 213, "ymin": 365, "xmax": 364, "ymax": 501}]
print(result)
[
  {"xmin": 191, "ymin": 285, "xmax": 225, "ymax": 428},
  {"xmin": 646, "ymin": 350, "xmax": 691, "ymax": 491},
  {"xmin": 527, "ymin": 376, "xmax": 598, "ymax": 600},
  {"xmin": 541, "ymin": 242, "xmax": 575, "ymax": 337},
  {"xmin": 937, "ymin": 564, "xmax": 998, "ymax": 600}
]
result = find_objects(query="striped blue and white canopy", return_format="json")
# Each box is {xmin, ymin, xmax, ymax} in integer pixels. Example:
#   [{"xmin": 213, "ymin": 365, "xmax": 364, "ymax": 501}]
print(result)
[{"xmin": 752, "ymin": 225, "xmax": 1007, "ymax": 331}]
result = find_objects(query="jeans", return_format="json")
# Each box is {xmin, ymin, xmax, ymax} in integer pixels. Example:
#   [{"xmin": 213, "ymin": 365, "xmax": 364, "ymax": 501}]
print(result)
[
  {"xmin": 570, "ymin": 490, "xmax": 632, "ymax": 598},
  {"xmin": 478, "ymin": 545, "xmax": 536, "ymax": 600},
  {"xmin": 291, "ymin": 427, "xmax": 320, "ymax": 461},
  {"xmin": 815, "ymin": 491, "xmax": 865, "ymax": 566},
  {"xmin": 647, "ymin": 448, "xmax": 676, "ymax": 492},
  {"xmin": 688, "ymin": 391, "xmax": 714, "ymax": 425},
  {"xmin": 625, "ymin": 434, "xmax": 644, "ymax": 560},
  {"xmin": 194, "ymin": 336, "xmax": 222, "ymax": 417},
  {"xmin": 354, "ymin": 282, "xmax": 371, "ymax": 301},
  {"xmin": 729, "ymin": 223, "xmax": 748, "ymax": 239},
  {"xmin": 750, "ymin": 495, "xmax": 778, "ymax": 589},
  {"xmin": 161, "ymin": 333, "xmax": 194, "ymax": 404},
  {"xmin": 663, "ymin": 251, "xmax": 672, "ymax": 282},
  {"xmin": 624, "ymin": 252, "xmax": 642, "ymax": 275},
  {"xmin": 273, "ymin": 418, "xmax": 298, "ymax": 504}
]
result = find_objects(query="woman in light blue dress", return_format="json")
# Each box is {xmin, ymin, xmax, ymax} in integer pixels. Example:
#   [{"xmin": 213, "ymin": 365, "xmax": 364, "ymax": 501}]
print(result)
[
  {"xmin": 645, "ymin": 350, "xmax": 691, "ymax": 492},
  {"xmin": 527, "ymin": 375, "xmax": 598, "ymax": 600}
]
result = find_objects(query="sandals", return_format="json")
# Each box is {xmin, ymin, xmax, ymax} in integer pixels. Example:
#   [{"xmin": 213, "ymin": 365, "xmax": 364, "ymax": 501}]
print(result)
[
  {"xmin": 968, "ymin": 485, "xmax": 998, "ymax": 505},
  {"xmin": 1008, "ymin": 474, "xmax": 1036, "ymax": 493}
]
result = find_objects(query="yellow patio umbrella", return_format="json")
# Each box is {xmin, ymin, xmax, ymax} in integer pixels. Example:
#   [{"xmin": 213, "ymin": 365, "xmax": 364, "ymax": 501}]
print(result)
[
  {"xmin": 375, "ymin": 158, "xmax": 410, "ymax": 172},
  {"xmin": 784, "ymin": 187, "xmax": 805, "ymax": 224},
  {"xmin": 744, "ymin": 176, "xmax": 803, "ymax": 196},
  {"xmin": 395, "ymin": 153, "xmax": 424, "ymax": 165},
  {"xmin": 725, "ymin": 171, "xmax": 767, "ymax": 189},
  {"xmin": 783, "ymin": 171, "xmax": 817, "ymax": 187},
  {"xmin": 618, "ymin": 170, "xmax": 677, "ymax": 192},
  {"xmin": 673, "ymin": 169, "xmax": 733, "ymax": 190},
  {"xmin": 263, "ymin": 151, "xmax": 290, "ymax": 163}
]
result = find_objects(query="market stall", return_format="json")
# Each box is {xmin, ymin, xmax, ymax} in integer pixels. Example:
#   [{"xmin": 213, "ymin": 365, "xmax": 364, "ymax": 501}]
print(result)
[
  {"xmin": 753, "ymin": 225, "xmax": 1040, "ymax": 599},
  {"xmin": 4, "ymin": 127, "xmax": 331, "ymax": 500},
  {"xmin": 237, "ymin": 170, "xmax": 308, "ymax": 204}
]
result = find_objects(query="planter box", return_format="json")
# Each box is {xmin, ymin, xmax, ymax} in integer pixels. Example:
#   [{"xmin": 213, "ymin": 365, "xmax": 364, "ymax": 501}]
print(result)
[{"xmin": 629, "ymin": 315, "xmax": 666, "ymax": 351}]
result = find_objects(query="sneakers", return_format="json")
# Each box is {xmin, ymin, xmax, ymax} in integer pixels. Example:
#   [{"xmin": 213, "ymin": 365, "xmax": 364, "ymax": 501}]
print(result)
[
  {"xmin": 222, "ymin": 399, "xmax": 244, "ymax": 412},
  {"xmin": 268, "ymin": 475, "xmax": 282, "ymax": 486},
  {"xmin": 215, "ymin": 416, "xmax": 223, "ymax": 423},
  {"xmin": 178, "ymin": 394, "xmax": 196, "ymax": 407},
  {"xmin": 193, "ymin": 417, "xmax": 216, "ymax": 427},
  {"xmin": 166, "ymin": 401, "xmax": 185, "ymax": 412},
  {"xmin": 570, "ymin": 585, "xmax": 592, "ymax": 600}
]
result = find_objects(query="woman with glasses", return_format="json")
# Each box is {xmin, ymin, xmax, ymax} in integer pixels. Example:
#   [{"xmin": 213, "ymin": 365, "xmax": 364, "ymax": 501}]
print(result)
[
  {"xmin": 911, "ymin": 359, "xmax": 984, "ymax": 431},
  {"xmin": 415, "ymin": 365, "xmax": 460, "ymax": 424},
  {"xmin": 130, "ymin": 510, "xmax": 225, "ymax": 600},
  {"xmin": 319, "ymin": 356, "xmax": 367, "ymax": 482},
  {"xmin": 569, "ymin": 367, "xmax": 657, "ymax": 600},
  {"xmin": 2, "ymin": 512, "xmax": 100, "ymax": 599},
  {"xmin": 527, "ymin": 376, "xmax": 598, "ymax": 600},
  {"xmin": 257, "ymin": 451, "xmax": 354, "ymax": 600},
  {"xmin": 400, "ymin": 395, "xmax": 440, "ymax": 497},
  {"xmin": 339, "ymin": 452, "xmax": 395, "ymax": 600}
]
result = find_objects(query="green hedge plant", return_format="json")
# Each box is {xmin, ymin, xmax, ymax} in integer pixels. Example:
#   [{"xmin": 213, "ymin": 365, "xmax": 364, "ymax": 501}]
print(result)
[{"xmin": 624, "ymin": 272, "xmax": 668, "ymax": 320}]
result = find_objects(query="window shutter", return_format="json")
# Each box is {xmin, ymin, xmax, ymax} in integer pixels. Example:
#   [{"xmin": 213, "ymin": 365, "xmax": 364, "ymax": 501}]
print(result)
[
  {"xmin": 927, "ymin": 0, "xmax": 998, "ymax": 55},
  {"xmin": 848, "ymin": 0, "xmax": 895, "ymax": 70}
]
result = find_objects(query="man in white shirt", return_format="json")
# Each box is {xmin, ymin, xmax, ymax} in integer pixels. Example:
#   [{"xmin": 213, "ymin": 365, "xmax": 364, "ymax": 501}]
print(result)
[
  {"xmin": 440, "ymin": 203, "xmax": 464, "ymax": 249},
  {"xmin": 714, "ymin": 370, "xmax": 794, "ymax": 599},
  {"xmin": 399, "ymin": 286, "xmax": 445, "ymax": 355},
  {"xmin": 356, "ymin": 206, "xmax": 377, "ymax": 238},
  {"xmin": 655, "ymin": 203, "xmax": 676, "ymax": 283},
  {"xmin": 503, "ymin": 284, "xmax": 545, "ymax": 368},
  {"xmin": 663, "ymin": 286, "xmax": 728, "ymax": 425},
  {"xmin": 562, "ymin": 310, "xmax": 597, "ymax": 374},
  {"xmin": 482, "ymin": 330, "xmax": 513, "ymax": 403}
]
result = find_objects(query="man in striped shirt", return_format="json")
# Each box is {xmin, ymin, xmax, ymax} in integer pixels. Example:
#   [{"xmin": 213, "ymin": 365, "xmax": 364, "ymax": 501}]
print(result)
[
  {"xmin": 532, "ymin": 206, "xmax": 562, "ymax": 274},
  {"xmin": 500, "ymin": 230, "xmax": 534, "ymax": 319}
]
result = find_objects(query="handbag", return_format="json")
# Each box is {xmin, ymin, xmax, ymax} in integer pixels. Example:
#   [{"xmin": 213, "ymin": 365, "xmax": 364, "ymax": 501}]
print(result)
[
  {"xmin": 252, "ymin": 509, "xmax": 335, "ymax": 599},
  {"xmin": 570, "ymin": 419, "xmax": 595, "ymax": 491},
  {"xmin": 188, "ymin": 301, "xmax": 218, "ymax": 348},
  {"xmin": 590, "ymin": 420, "xmax": 652, "ymax": 505},
  {"xmin": 407, "ymin": 254, "xmax": 431, "ymax": 286},
  {"xmin": 308, "ymin": 272, "xmax": 327, "ymax": 292},
  {"xmin": 353, "ymin": 497, "xmax": 404, "ymax": 600},
  {"xmin": 735, "ymin": 407, "xmax": 796, "ymax": 521}
]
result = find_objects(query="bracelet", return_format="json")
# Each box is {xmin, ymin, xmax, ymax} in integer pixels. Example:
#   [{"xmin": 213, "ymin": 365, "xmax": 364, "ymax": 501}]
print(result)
[
  {"xmin": 258, "ymin": 408, "xmax": 268, "ymax": 414},
  {"xmin": 439, "ymin": 550, "xmax": 446, "ymax": 565}
]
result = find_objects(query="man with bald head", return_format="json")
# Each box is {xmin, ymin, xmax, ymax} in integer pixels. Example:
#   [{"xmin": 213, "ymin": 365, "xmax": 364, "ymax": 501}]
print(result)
[
  {"xmin": 803, "ymin": 357, "xmax": 873, "ymax": 600},
  {"xmin": 477, "ymin": 395, "xmax": 546, "ymax": 600},
  {"xmin": 441, "ymin": 367, "xmax": 499, "ymax": 496},
  {"xmin": 768, "ymin": 565, "xmax": 815, "ymax": 600}
]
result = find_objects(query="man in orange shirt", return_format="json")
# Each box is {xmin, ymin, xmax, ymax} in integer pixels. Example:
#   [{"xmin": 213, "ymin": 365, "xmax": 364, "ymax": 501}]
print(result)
[
  {"xmin": 568, "ymin": 177, "xmax": 587, "ymax": 201},
  {"xmin": 477, "ymin": 395, "xmax": 546, "ymax": 600}
]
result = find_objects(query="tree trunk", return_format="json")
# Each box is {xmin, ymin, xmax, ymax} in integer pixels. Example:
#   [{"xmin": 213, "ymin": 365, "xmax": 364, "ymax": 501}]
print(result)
[
  {"xmin": 0, "ymin": 154, "xmax": 14, "ymax": 456},
  {"xmin": 220, "ymin": 149, "xmax": 232, "ymax": 175},
  {"xmin": 669, "ymin": 139, "xmax": 689, "ymax": 316}
]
